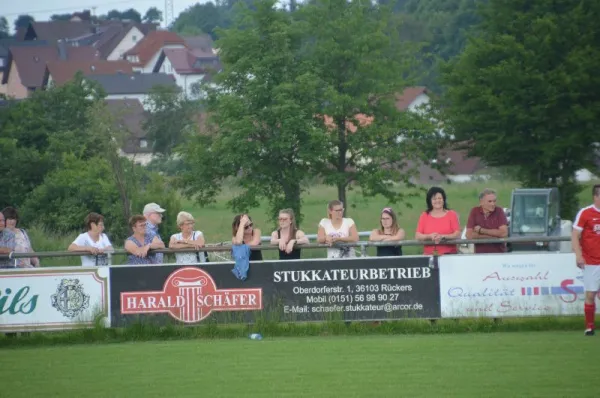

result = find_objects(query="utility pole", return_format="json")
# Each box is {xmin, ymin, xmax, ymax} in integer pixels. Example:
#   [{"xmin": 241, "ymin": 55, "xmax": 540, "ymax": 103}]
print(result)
[{"xmin": 164, "ymin": 0, "xmax": 174, "ymax": 29}]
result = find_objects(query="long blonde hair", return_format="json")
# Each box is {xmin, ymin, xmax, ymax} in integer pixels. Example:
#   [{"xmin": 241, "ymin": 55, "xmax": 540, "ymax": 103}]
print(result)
[{"xmin": 278, "ymin": 208, "xmax": 297, "ymax": 241}]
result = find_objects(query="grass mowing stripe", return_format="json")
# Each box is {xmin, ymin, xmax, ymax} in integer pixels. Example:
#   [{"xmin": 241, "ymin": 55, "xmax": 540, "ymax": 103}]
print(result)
[{"xmin": 1, "ymin": 333, "xmax": 597, "ymax": 397}]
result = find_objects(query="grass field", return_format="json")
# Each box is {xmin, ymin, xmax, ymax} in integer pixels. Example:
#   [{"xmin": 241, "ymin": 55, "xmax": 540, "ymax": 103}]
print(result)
[
  {"xmin": 28, "ymin": 178, "xmax": 600, "ymax": 266},
  {"xmin": 1, "ymin": 332, "xmax": 598, "ymax": 397}
]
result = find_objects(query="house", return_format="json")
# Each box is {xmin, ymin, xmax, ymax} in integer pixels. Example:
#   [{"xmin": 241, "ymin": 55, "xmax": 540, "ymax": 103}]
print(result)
[
  {"xmin": 0, "ymin": 40, "xmax": 49, "ymax": 96},
  {"xmin": 84, "ymin": 73, "xmax": 177, "ymax": 108},
  {"xmin": 42, "ymin": 60, "xmax": 134, "ymax": 88},
  {"xmin": 1, "ymin": 43, "xmax": 99, "ymax": 98},
  {"xmin": 153, "ymin": 48, "xmax": 221, "ymax": 97},
  {"xmin": 16, "ymin": 19, "xmax": 157, "ymax": 61},
  {"xmin": 88, "ymin": 22, "xmax": 157, "ymax": 61},
  {"xmin": 395, "ymin": 86, "xmax": 430, "ymax": 112},
  {"xmin": 123, "ymin": 30, "xmax": 187, "ymax": 72},
  {"xmin": 105, "ymin": 98, "xmax": 154, "ymax": 165},
  {"xmin": 17, "ymin": 21, "xmax": 94, "ymax": 42},
  {"xmin": 184, "ymin": 35, "xmax": 216, "ymax": 54}
]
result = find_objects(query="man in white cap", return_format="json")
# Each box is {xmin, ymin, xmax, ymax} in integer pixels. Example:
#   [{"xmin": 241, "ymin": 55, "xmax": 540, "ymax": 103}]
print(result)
[{"xmin": 143, "ymin": 202, "xmax": 165, "ymax": 263}]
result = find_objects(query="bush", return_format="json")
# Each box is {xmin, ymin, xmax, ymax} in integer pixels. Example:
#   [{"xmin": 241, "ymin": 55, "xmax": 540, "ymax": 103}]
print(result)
[{"xmin": 21, "ymin": 154, "xmax": 181, "ymax": 244}]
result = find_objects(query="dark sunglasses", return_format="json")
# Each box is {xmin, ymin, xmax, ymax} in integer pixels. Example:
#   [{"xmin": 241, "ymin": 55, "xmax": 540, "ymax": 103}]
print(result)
[{"xmin": 244, "ymin": 223, "xmax": 253, "ymax": 229}]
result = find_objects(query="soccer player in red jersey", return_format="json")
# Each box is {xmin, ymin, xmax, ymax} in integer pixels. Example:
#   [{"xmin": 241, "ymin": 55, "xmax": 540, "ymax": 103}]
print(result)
[{"xmin": 572, "ymin": 184, "xmax": 600, "ymax": 336}]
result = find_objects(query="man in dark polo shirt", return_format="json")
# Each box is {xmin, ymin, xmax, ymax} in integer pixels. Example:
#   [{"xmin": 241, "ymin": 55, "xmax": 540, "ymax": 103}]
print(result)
[{"xmin": 466, "ymin": 188, "xmax": 508, "ymax": 253}]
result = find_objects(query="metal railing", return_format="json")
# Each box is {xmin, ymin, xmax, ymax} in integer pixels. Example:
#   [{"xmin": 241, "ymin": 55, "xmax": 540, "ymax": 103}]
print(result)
[{"xmin": 0, "ymin": 235, "xmax": 571, "ymax": 261}]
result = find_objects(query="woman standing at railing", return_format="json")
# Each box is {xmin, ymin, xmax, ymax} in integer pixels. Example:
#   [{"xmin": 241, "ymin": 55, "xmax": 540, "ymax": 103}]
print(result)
[
  {"xmin": 317, "ymin": 200, "xmax": 359, "ymax": 258},
  {"xmin": 169, "ymin": 211, "xmax": 207, "ymax": 264},
  {"xmin": 369, "ymin": 207, "xmax": 405, "ymax": 257},
  {"xmin": 125, "ymin": 215, "xmax": 165, "ymax": 264},
  {"xmin": 270, "ymin": 209, "xmax": 309, "ymax": 260},
  {"xmin": 415, "ymin": 187, "xmax": 461, "ymax": 255},
  {"xmin": 232, "ymin": 214, "xmax": 262, "ymax": 261},
  {"xmin": 2, "ymin": 207, "xmax": 39, "ymax": 268},
  {"xmin": 68, "ymin": 212, "xmax": 113, "ymax": 266}
]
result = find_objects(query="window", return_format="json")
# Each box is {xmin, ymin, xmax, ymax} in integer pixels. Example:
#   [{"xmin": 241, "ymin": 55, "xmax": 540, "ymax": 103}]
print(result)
[
  {"xmin": 132, "ymin": 35, "xmax": 137, "ymax": 42},
  {"xmin": 510, "ymin": 194, "xmax": 548, "ymax": 235},
  {"xmin": 0, "ymin": 58, "xmax": 4, "ymax": 67},
  {"xmin": 140, "ymin": 140, "xmax": 148, "ymax": 148}
]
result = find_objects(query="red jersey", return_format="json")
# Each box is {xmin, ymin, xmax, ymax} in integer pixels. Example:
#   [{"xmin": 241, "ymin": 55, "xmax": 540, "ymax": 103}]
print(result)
[{"xmin": 574, "ymin": 205, "xmax": 600, "ymax": 265}]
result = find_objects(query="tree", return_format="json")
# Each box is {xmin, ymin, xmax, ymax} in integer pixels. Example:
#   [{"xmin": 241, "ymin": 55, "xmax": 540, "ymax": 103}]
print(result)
[
  {"xmin": 0, "ymin": 75, "xmax": 105, "ymax": 209},
  {"xmin": 14, "ymin": 15, "xmax": 34, "ymax": 32},
  {"xmin": 298, "ymin": 0, "xmax": 442, "ymax": 212},
  {"xmin": 143, "ymin": 7, "xmax": 163, "ymax": 23},
  {"xmin": 441, "ymin": 0, "xmax": 600, "ymax": 219},
  {"xmin": 172, "ymin": 2, "xmax": 231, "ymax": 40},
  {"xmin": 0, "ymin": 16, "xmax": 10, "ymax": 39},
  {"xmin": 50, "ymin": 13, "xmax": 73, "ymax": 21},
  {"xmin": 103, "ymin": 9, "xmax": 142, "ymax": 23},
  {"xmin": 178, "ymin": 0, "xmax": 324, "ymax": 224},
  {"xmin": 401, "ymin": 0, "xmax": 483, "ymax": 92},
  {"xmin": 143, "ymin": 85, "xmax": 198, "ymax": 157}
]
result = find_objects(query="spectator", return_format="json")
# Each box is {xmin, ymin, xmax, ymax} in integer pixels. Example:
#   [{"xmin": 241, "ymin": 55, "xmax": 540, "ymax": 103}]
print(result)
[
  {"xmin": 415, "ymin": 187, "xmax": 461, "ymax": 255},
  {"xmin": 68, "ymin": 212, "xmax": 113, "ymax": 266},
  {"xmin": 169, "ymin": 211, "xmax": 206, "ymax": 264},
  {"xmin": 270, "ymin": 209, "xmax": 309, "ymax": 260},
  {"xmin": 232, "ymin": 214, "xmax": 262, "ymax": 261},
  {"xmin": 2, "ymin": 207, "xmax": 39, "ymax": 268},
  {"xmin": 466, "ymin": 188, "xmax": 508, "ymax": 253},
  {"xmin": 0, "ymin": 211, "xmax": 16, "ymax": 269},
  {"xmin": 143, "ymin": 202, "xmax": 166, "ymax": 264},
  {"xmin": 369, "ymin": 207, "xmax": 405, "ymax": 257},
  {"xmin": 317, "ymin": 200, "xmax": 359, "ymax": 259},
  {"xmin": 125, "ymin": 215, "xmax": 165, "ymax": 265}
]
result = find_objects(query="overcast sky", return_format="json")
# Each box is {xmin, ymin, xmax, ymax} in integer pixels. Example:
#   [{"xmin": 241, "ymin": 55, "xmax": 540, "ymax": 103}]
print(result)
[{"xmin": 2, "ymin": 0, "xmax": 205, "ymax": 31}]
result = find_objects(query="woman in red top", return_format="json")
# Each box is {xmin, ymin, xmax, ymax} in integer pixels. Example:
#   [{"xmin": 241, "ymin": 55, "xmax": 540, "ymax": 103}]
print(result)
[{"xmin": 415, "ymin": 187, "xmax": 461, "ymax": 255}]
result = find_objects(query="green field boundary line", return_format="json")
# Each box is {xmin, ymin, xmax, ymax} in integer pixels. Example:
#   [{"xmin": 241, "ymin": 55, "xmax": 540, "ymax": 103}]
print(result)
[{"xmin": 0, "ymin": 316, "xmax": 585, "ymax": 349}]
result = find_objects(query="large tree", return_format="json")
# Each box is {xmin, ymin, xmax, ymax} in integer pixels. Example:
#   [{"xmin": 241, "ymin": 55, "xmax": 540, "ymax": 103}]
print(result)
[
  {"xmin": 298, "ymin": 0, "xmax": 442, "ymax": 212},
  {"xmin": 0, "ymin": 16, "xmax": 10, "ymax": 38},
  {"xmin": 441, "ymin": 0, "xmax": 600, "ymax": 219},
  {"xmin": 143, "ymin": 85, "xmax": 198, "ymax": 157},
  {"xmin": 177, "ymin": 0, "xmax": 324, "ymax": 224},
  {"xmin": 14, "ymin": 15, "xmax": 34, "ymax": 32},
  {"xmin": 0, "ymin": 74, "xmax": 104, "ymax": 209},
  {"xmin": 143, "ymin": 7, "xmax": 163, "ymax": 24}
]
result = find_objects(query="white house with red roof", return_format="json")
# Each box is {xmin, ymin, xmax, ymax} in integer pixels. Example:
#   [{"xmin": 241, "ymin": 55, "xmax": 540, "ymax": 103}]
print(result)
[{"xmin": 152, "ymin": 47, "xmax": 221, "ymax": 98}]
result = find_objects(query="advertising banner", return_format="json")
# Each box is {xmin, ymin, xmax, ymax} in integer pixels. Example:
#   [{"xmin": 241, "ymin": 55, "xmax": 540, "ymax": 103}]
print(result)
[
  {"xmin": 439, "ymin": 252, "xmax": 598, "ymax": 318},
  {"xmin": 0, "ymin": 267, "xmax": 110, "ymax": 332},
  {"xmin": 110, "ymin": 256, "xmax": 440, "ymax": 326}
]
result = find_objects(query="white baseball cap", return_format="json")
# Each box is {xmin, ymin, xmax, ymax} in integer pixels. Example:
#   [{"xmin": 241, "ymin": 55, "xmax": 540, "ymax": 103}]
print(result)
[{"xmin": 143, "ymin": 203, "xmax": 166, "ymax": 214}]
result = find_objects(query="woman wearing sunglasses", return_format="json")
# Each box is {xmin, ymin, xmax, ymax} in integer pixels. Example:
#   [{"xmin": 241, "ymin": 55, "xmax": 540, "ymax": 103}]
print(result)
[
  {"xmin": 232, "ymin": 214, "xmax": 263, "ymax": 261},
  {"xmin": 270, "ymin": 208, "xmax": 310, "ymax": 260}
]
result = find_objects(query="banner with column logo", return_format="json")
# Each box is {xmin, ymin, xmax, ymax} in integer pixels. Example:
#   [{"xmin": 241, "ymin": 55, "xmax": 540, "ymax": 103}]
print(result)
[
  {"xmin": 439, "ymin": 252, "xmax": 599, "ymax": 318},
  {"xmin": 110, "ymin": 256, "xmax": 440, "ymax": 326},
  {"xmin": 0, "ymin": 267, "xmax": 110, "ymax": 332}
]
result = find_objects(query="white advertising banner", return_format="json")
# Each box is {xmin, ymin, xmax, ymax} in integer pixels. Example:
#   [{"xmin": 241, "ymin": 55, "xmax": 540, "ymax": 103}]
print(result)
[
  {"xmin": 439, "ymin": 252, "xmax": 599, "ymax": 318},
  {"xmin": 0, "ymin": 267, "xmax": 110, "ymax": 332}
]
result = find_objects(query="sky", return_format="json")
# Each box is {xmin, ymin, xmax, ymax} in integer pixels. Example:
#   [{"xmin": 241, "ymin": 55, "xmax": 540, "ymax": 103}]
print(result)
[{"xmin": 2, "ymin": 0, "xmax": 205, "ymax": 31}]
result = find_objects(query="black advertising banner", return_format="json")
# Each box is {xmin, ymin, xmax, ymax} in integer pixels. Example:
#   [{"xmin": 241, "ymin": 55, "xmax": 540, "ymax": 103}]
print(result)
[{"xmin": 109, "ymin": 256, "xmax": 440, "ymax": 326}]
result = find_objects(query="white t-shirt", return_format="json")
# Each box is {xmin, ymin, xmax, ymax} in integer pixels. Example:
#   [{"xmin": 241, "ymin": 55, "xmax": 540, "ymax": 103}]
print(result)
[
  {"xmin": 171, "ymin": 231, "xmax": 206, "ymax": 264},
  {"xmin": 72, "ymin": 232, "xmax": 113, "ymax": 266},
  {"xmin": 319, "ymin": 218, "xmax": 356, "ymax": 259}
]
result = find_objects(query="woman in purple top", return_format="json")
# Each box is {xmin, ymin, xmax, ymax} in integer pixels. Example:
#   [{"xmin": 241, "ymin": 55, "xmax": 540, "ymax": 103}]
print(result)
[{"xmin": 124, "ymin": 215, "xmax": 165, "ymax": 265}]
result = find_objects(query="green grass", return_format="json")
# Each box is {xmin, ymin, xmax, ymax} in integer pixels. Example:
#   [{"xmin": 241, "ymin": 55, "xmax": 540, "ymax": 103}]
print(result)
[
  {"xmin": 1, "ymin": 332, "xmax": 598, "ymax": 397},
  {"xmin": 28, "ymin": 178, "xmax": 600, "ymax": 266}
]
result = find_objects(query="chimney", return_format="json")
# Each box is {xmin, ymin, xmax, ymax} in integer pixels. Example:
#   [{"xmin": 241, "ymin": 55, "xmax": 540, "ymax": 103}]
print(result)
[{"xmin": 57, "ymin": 39, "xmax": 68, "ymax": 60}]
